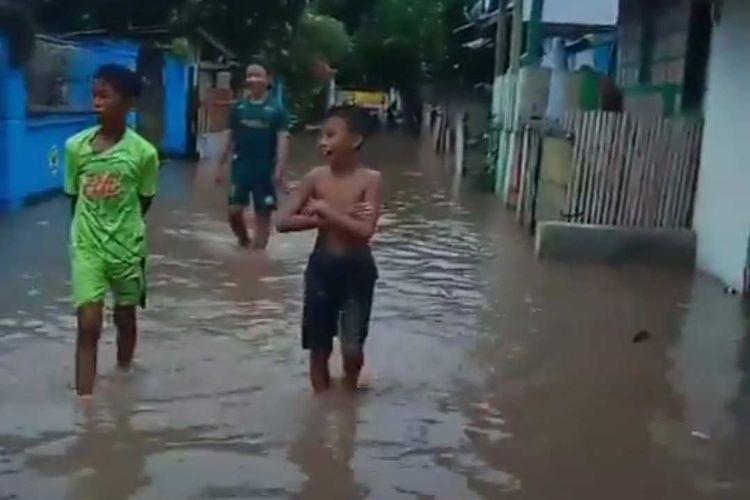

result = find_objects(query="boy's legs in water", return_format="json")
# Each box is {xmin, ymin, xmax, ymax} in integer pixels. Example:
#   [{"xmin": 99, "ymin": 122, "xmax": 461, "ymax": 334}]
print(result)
[
  {"xmin": 341, "ymin": 345, "xmax": 364, "ymax": 391},
  {"xmin": 74, "ymin": 257, "xmax": 145, "ymax": 395},
  {"xmin": 73, "ymin": 255, "xmax": 107, "ymax": 396},
  {"xmin": 302, "ymin": 265, "xmax": 334, "ymax": 392},
  {"xmin": 309, "ymin": 348, "xmax": 333, "ymax": 393},
  {"xmin": 75, "ymin": 304, "xmax": 138, "ymax": 394},
  {"xmin": 114, "ymin": 305, "xmax": 137, "ymax": 369},
  {"xmin": 339, "ymin": 281, "xmax": 376, "ymax": 391},
  {"xmin": 228, "ymin": 178, "xmax": 252, "ymax": 247},
  {"xmin": 76, "ymin": 303, "xmax": 103, "ymax": 396},
  {"xmin": 249, "ymin": 177, "xmax": 276, "ymax": 250},
  {"xmin": 111, "ymin": 264, "xmax": 145, "ymax": 370},
  {"xmin": 228, "ymin": 206, "xmax": 251, "ymax": 247},
  {"xmin": 253, "ymin": 211, "xmax": 272, "ymax": 250},
  {"xmin": 308, "ymin": 345, "xmax": 363, "ymax": 392},
  {"xmin": 302, "ymin": 250, "xmax": 376, "ymax": 393}
]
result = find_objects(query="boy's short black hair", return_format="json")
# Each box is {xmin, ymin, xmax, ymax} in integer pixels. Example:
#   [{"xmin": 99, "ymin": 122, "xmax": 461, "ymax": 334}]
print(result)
[
  {"xmin": 326, "ymin": 105, "xmax": 368, "ymax": 140},
  {"xmin": 94, "ymin": 64, "xmax": 142, "ymax": 99}
]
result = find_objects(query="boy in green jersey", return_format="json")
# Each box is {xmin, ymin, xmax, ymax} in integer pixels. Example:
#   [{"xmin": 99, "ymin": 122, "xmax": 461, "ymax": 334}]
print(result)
[
  {"xmin": 64, "ymin": 64, "xmax": 159, "ymax": 396},
  {"xmin": 215, "ymin": 63, "xmax": 289, "ymax": 250}
]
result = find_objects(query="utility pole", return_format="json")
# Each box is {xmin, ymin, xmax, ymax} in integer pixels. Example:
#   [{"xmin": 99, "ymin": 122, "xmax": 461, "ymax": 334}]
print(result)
[
  {"xmin": 526, "ymin": 0, "xmax": 545, "ymax": 66},
  {"xmin": 493, "ymin": 0, "xmax": 508, "ymax": 77},
  {"xmin": 509, "ymin": 0, "xmax": 524, "ymax": 73}
]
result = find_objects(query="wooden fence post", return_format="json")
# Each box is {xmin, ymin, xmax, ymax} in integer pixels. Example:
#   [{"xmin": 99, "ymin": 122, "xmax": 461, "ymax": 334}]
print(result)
[
  {"xmin": 454, "ymin": 110, "xmax": 466, "ymax": 177},
  {"xmin": 561, "ymin": 112, "xmax": 703, "ymax": 229}
]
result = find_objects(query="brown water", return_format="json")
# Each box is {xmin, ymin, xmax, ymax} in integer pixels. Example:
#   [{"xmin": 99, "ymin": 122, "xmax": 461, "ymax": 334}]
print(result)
[{"xmin": 0, "ymin": 134, "xmax": 749, "ymax": 499}]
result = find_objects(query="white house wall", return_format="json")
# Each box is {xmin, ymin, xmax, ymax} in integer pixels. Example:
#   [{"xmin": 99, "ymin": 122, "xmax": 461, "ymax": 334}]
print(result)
[{"xmin": 693, "ymin": 0, "xmax": 750, "ymax": 290}]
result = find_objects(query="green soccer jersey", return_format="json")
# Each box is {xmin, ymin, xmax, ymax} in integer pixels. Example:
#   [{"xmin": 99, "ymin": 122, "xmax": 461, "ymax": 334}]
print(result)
[
  {"xmin": 64, "ymin": 127, "xmax": 159, "ymax": 264},
  {"xmin": 229, "ymin": 95, "xmax": 287, "ymax": 182}
]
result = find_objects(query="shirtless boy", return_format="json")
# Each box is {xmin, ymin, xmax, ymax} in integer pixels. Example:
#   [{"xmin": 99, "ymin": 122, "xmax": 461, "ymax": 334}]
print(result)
[{"xmin": 277, "ymin": 105, "xmax": 382, "ymax": 392}]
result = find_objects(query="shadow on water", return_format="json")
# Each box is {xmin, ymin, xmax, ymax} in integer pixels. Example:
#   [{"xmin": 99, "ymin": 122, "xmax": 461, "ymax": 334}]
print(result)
[{"xmin": 0, "ymin": 134, "xmax": 749, "ymax": 499}]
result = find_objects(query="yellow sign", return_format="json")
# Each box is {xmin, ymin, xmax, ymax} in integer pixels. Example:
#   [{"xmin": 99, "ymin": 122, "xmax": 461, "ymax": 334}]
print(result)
[{"xmin": 338, "ymin": 90, "xmax": 387, "ymax": 109}]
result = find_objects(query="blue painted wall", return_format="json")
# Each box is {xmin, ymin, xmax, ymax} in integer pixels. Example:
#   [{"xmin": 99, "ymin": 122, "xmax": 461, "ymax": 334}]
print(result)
[
  {"xmin": 0, "ymin": 37, "xmax": 139, "ymax": 208},
  {"xmin": 0, "ymin": 37, "xmax": 190, "ymax": 208},
  {"xmin": 161, "ymin": 55, "xmax": 189, "ymax": 155}
]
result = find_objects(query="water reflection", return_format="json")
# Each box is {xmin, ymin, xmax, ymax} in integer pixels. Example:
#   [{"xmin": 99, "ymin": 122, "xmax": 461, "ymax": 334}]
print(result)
[
  {"xmin": 26, "ymin": 375, "xmax": 208, "ymax": 500},
  {"xmin": 288, "ymin": 393, "xmax": 363, "ymax": 500}
]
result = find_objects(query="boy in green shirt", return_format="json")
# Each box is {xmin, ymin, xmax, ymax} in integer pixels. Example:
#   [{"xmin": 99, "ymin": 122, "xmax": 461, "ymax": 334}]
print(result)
[
  {"xmin": 64, "ymin": 64, "xmax": 159, "ymax": 397},
  {"xmin": 215, "ymin": 63, "xmax": 289, "ymax": 250}
]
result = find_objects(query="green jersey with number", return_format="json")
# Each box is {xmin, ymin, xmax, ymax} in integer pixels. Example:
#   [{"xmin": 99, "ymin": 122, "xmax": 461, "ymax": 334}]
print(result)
[
  {"xmin": 64, "ymin": 127, "xmax": 159, "ymax": 264},
  {"xmin": 229, "ymin": 96, "xmax": 288, "ymax": 182}
]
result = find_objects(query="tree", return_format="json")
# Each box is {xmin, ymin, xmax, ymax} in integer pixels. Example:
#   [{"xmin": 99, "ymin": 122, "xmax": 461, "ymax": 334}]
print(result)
[
  {"xmin": 179, "ymin": 0, "xmax": 308, "ymax": 63},
  {"xmin": 333, "ymin": 0, "xmax": 472, "ymax": 89},
  {"xmin": 29, "ymin": 0, "xmax": 309, "ymax": 65},
  {"xmin": 282, "ymin": 10, "xmax": 352, "ymax": 125},
  {"xmin": 314, "ymin": 0, "xmax": 379, "ymax": 33},
  {"xmin": 30, "ymin": 0, "xmax": 183, "ymax": 33},
  {"xmin": 291, "ymin": 11, "xmax": 351, "ymax": 67}
]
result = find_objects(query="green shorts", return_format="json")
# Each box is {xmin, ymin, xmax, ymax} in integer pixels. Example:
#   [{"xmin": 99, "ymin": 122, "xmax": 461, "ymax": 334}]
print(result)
[{"xmin": 71, "ymin": 253, "xmax": 146, "ymax": 308}]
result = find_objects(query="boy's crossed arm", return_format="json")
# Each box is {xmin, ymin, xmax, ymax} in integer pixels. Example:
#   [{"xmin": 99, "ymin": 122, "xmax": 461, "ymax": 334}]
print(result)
[
  {"xmin": 276, "ymin": 169, "xmax": 382, "ymax": 237},
  {"xmin": 276, "ymin": 169, "xmax": 323, "ymax": 233},
  {"xmin": 306, "ymin": 171, "xmax": 382, "ymax": 240}
]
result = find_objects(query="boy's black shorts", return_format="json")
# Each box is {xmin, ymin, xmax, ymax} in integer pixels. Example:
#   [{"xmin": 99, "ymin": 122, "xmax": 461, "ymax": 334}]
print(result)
[
  {"xmin": 228, "ymin": 176, "xmax": 277, "ymax": 214},
  {"xmin": 302, "ymin": 247, "xmax": 378, "ymax": 353}
]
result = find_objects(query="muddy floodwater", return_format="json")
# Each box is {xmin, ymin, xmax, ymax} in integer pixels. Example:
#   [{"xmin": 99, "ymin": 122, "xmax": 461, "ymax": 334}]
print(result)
[{"xmin": 1, "ymin": 135, "xmax": 749, "ymax": 499}]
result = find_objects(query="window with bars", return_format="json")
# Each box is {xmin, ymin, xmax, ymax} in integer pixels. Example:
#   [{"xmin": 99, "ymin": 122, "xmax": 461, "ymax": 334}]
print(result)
[{"xmin": 23, "ymin": 39, "xmax": 83, "ymax": 112}]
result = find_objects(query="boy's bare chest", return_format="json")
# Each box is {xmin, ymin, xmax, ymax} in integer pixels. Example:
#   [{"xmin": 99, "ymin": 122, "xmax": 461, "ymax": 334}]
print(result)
[{"xmin": 313, "ymin": 175, "xmax": 368, "ymax": 209}]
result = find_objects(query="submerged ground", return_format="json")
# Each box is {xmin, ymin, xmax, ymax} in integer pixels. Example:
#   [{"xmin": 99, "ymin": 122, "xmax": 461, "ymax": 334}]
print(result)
[{"xmin": 1, "ymin": 135, "xmax": 748, "ymax": 499}]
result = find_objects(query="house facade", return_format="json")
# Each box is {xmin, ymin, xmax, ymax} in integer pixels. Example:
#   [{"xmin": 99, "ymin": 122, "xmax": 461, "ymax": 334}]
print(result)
[
  {"xmin": 692, "ymin": 0, "xmax": 750, "ymax": 292},
  {"xmin": 617, "ymin": 0, "xmax": 712, "ymax": 117},
  {"xmin": 617, "ymin": 0, "xmax": 749, "ymax": 291}
]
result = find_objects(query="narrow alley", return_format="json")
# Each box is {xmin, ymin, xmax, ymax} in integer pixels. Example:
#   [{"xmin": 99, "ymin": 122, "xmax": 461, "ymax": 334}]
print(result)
[{"xmin": 0, "ymin": 135, "xmax": 748, "ymax": 499}]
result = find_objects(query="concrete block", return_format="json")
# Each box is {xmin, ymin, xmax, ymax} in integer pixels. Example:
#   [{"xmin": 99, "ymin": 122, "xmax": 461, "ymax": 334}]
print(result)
[{"xmin": 536, "ymin": 222, "xmax": 696, "ymax": 267}]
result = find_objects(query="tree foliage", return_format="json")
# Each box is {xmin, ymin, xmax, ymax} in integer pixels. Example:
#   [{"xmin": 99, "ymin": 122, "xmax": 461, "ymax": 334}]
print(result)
[
  {"xmin": 29, "ymin": 0, "xmax": 309, "ymax": 65},
  {"xmin": 21, "ymin": 0, "xmax": 476, "ymax": 89},
  {"xmin": 30, "ymin": 0, "xmax": 183, "ymax": 34},
  {"xmin": 291, "ymin": 11, "xmax": 351, "ymax": 67},
  {"xmin": 179, "ymin": 0, "xmax": 308, "ymax": 63},
  {"xmin": 313, "ymin": 0, "xmax": 379, "ymax": 34},
  {"xmin": 283, "ymin": 11, "xmax": 352, "ymax": 127},
  {"xmin": 324, "ymin": 0, "xmax": 473, "ymax": 90},
  {"xmin": 16, "ymin": 0, "xmax": 481, "ymax": 121}
]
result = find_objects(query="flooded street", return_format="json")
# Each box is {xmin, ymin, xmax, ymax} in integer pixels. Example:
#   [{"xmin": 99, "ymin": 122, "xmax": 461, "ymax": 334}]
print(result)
[{"xmin": 1, "ymin": 134, "xmax": 749, "ymax": 499}]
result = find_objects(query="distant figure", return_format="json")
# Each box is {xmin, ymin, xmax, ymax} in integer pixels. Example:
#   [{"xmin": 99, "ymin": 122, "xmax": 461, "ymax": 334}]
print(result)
[
  {"xmin": 215, "ymin": 63, "xmax": 289, "ymax": 250},
  {"xmin": 386, "ymin": 101, "xmax": 398, "ymax": 130},
  {"xmin": 64, "ymin": 64, "xmax": 159, "ymax": 397},
  {"xmin": 277, "ymin": 105, "xmax": 382, "ymax": 392}
]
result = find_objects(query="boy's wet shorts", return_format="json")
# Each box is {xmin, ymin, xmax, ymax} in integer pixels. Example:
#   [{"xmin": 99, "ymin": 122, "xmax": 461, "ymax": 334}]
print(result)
[
  {"xmin": 71, "ymin": 252, "xmax": 146, "ymax": 308},
  {"xmin": 228, "ymin": 171, "xmax": 277, "ymax": 214},
  {"xmin": 302, "ymin": 247, "xmax": 378, "ymax": 353}
]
